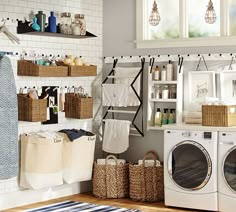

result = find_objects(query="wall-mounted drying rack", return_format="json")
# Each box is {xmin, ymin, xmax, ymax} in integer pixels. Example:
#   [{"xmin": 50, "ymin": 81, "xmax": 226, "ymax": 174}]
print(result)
[{"xmin": 102, "ymin": 58, "xmax": 145, "ymax": 137}]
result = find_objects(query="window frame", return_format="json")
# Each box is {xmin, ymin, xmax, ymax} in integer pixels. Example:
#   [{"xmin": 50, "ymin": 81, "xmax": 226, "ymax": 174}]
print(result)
[{"xmin": 136, "ymin": 0, "xmax": 236, "ymax": 48}]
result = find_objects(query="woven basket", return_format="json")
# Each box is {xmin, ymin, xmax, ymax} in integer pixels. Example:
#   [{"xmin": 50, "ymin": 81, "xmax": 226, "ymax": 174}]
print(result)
[
  {"xmin": 202, "ymin": 105, "xmax": 236, "ymax": 127},
  {"xmin": 92, "ymin": 155, "xmax": 129, "ymax": 199},
  {"xmin": 69, "ymin": 65, "xmax": 97, "ymax": 77},
  {"xmin": 17, "ymin": 60, "xmax": 68, "ymax": 77},
  {"xmin": 129, "ymin": 151, "xmax": 164, "ymax": 202},
  {"xmin": 64, "ymin": 93, "xmax": 93, "ymax": 119},
  {"xmin": 18, "ymin": 94, "xmax": 47, "ymax": 122}
]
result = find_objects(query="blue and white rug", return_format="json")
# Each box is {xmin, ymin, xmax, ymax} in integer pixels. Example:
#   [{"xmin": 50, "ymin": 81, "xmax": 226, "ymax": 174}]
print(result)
[{"xmin": 26, "ymin": 200, "xmax": 141, "ymax": 212}]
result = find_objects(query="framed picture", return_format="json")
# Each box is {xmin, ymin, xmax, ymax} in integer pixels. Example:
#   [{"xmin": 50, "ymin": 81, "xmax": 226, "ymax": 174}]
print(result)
[
  {"xmin": 188, "ymin": 71, "xmax": 216, "ymax": 104},
  {"xmin": 219, "ymin": 70, "xmax": 236, "ymax": 102}
]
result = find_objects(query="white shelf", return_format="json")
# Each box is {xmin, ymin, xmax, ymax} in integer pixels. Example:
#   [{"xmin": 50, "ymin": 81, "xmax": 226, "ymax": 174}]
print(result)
[
  {"xmin": 151, "ymin": 81, "xmax": 177, "ymax": 85},
  {"xmin": 148, "ymin": 123, "xmax": 236, "ymax": 132},
  {"xmin": 149, "ymin": 98, "xmax": 177, "ymax": 103}
]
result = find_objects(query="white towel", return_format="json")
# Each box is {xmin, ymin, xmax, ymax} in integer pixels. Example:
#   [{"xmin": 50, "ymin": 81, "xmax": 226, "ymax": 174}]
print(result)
[
  {"xmin": 102, "ymin": 119, "xmax": 131, "ymax": 154},
  {"xmin": 102, "ymin": 84, "xmax": 129, "ymax": 107},
  {"xmin": 115, "ymin": 67, "xmax": 141, "ymax": 106}
]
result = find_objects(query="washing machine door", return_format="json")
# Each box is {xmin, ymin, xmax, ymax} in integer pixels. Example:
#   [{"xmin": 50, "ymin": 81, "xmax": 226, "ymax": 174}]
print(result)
[
  {"xmin": 223, "ymin": 147, "xmax": 236, "ymax": 193},
  {"xmin": 168, "ymin": 140, "xmax": 212, "ymax": 191}
]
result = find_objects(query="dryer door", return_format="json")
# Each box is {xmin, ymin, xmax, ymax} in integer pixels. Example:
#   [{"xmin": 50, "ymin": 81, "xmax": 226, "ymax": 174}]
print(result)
[
  {"xmin": 223, "ymin": 147, "xmax": 236, "ymax": 193},
  {"xmin": 168, "ymin": 140, "xmax": 212, "ymax": 191}
]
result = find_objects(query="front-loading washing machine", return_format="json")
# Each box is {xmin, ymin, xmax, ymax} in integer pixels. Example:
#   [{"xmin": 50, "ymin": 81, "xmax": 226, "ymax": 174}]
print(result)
[
  {"xmin": 164, "ymin": 130, "xmax": 218, "ymax": 211},
  {"xmin": 218, "ymin": 132, "xmax": 236, "ymax": 212}
]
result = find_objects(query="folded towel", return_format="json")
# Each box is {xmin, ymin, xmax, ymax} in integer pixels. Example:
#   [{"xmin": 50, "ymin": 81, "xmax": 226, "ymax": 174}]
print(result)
[
  {"xmin": 138, "ymin": 160, "xmax": 161, "ymax": 167},
  {"xmin": 97, "ymin": 159, "xmax": 126, "ymax": 165},
  {"xmin": 115, "ymin": 67, "xmax": 141, "ymax": 106},
  {"xmin": 102, "ymin": 84, "xmax": 129, "ymax": 107},
  {"xmin": 185, "ymin": 117, "xmax": 202, "ymax": 124},
  {"xmin": 102, "ymin": 119, "xmax": 131, "ymax": 154}
]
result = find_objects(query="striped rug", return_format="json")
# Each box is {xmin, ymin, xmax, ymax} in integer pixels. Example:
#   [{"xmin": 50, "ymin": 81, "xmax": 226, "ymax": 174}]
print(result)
[{"xmin": 26, "ymin": 200, "xmax": 141, "ymax": 212}]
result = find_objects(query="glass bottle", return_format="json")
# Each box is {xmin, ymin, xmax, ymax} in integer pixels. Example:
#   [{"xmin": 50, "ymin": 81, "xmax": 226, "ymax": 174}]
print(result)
[
  {"xmin": 162, "ymin": 108, "xmax": 169, "ymax": 125},
  {"xmin": 153, "ymin": 65, "xmax": 160, "ymax": 81},
  {"xmin": 169, "ymin": 85, "xmax": 177, "ymax": 99},
  {"xmin": 60, "ymin": 12, "xmax": 72, "ymax": 34},
  {"xmin": 168, "ymin": 109, "xmax": 175, "ymax": 124},
  {"xmin": 155, "ymin": 108, "xmax": 162, "ymax": 126}
]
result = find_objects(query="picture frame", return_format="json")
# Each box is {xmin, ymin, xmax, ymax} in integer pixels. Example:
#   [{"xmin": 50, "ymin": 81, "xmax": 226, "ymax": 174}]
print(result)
[
  {"xmin": 219, "ymin": 70, "xmax": 236, "ymax": 102},
  {"xmin": 188, "ymin": 71, "xmax": 216, "ymax": 104}
]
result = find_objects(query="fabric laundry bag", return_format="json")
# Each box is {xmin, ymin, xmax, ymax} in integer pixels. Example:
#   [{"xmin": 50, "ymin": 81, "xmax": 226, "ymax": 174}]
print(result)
[
  {"xmin": 20, "ymin": 134, "xmax": 63, "ymax": 190},
  {"xmin": 93, "ymin": 155, "xmax": 129, "ymax": 199},
  {"xmin": 60, "ymin": 131, "xmax": 96, "ymax": 184},
  {"xmin": 129, "ymin": 151, "xmax": 164, "ymax": 202}
]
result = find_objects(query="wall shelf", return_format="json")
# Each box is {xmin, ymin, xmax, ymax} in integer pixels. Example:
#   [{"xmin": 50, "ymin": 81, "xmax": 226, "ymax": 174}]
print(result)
[
  {"xmin": 17, "ymin": 21, "xmax": 97, "ymax": 39},
  {"xmin": 151, "ymin": 81, "xmax": 177, "ymax": 85},
  {"xmin": 149, "ymin": 98, "xmax": 177, "ymax": 103}
]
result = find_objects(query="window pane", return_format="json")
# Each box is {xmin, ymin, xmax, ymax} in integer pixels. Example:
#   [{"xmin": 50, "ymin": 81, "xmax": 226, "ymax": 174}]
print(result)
[
  {"xmin": 146, "ymin": 0, "xmax": 179, "ymax": 40},
  {"xmin": 229, "ymin": 0, "xmax": 236, "ymax": 36},
  {"xmin": 188, "ymin": 0, "xmax": 220, "ymax": 38}
]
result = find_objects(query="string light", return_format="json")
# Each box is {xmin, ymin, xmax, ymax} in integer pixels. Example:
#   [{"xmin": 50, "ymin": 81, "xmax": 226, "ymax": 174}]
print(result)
[
  {"xmin": 149, "ymin": 0, "xmax": 161, "ymax": 26},
  {"xmin": 205, "ymin": 0, "xmax": 216, "ymax": 24}
]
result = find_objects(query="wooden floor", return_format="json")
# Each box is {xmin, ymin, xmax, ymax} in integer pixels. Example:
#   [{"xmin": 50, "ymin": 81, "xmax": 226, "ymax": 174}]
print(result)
[{"xmin": 5, "ymin": 193, "xmax": 203, "ymax": 212}]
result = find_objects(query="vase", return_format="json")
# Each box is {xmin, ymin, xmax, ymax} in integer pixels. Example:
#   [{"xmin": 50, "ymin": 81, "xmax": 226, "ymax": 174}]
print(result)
[
  {"xmin": 31, "ymin": 17, "xmax": 40, "ymax": 32},
  {"xmin": 48, "ymin": 11, "xmax": 57, "ymax": 33},
  {"xmin": 36, "ymin": 11, "xmax": 46, "ymax": 32}
]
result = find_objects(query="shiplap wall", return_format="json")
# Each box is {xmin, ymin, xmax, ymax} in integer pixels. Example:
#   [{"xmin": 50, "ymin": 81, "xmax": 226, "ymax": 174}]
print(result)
[{"xmin": 0, "ymin": 0, "xmax": 103, "ymax": 209}]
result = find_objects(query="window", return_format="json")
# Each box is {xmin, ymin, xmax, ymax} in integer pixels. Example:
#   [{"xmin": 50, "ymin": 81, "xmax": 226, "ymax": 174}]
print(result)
[{"xmin": 136, "ymin": 0, "xmax": 236, "ymax": 48}]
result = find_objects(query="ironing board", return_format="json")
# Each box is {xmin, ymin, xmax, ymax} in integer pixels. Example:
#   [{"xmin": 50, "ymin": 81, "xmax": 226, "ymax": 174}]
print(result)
[{"xmin": 0, "ymin": 56, "xmax": 18, "ymax": 179}]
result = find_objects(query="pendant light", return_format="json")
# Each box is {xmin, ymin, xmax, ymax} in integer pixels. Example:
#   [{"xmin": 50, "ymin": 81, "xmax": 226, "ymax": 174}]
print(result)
[
  {"xmin": 205, "ymin": 0, "xmax": 216, "ymax": 24},
  {"xmin": 149, "ymin": 0, "xmax": 161, "ymax": 26}
]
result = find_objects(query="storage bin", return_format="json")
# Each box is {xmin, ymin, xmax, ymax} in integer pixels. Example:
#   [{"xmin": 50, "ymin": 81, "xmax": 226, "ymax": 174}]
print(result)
[
  {"xmin": 17, "ymin": 94, "xmax": 47, "ymax": 122},
  {"xmin": 64, "ymin": 93, "xmax": 93, "ymax": 119},
  {"xmin": 69, "ymin": 65, "xmax": 97, "ymax": 77},
  {"xmin": 92, "ymin": 155, "xmax": 129, "ymax": 199},
  {"xmin": 20, "ymin": 134, "xmax": 63, "ymax": 189},
  {"xmin": 129, "ymin": 151, "xmax": 164, "ymax": 202},
  {"xmin": 202, "ymin": 105, "xmax": 236, "ymax": 127},
  {"xmin": 17, "ymin": 60, "xmax": 68, "ymax": 77},
  {"xmin": 60, "ymin": 131, "xmax": 96, "ymax": 184}
]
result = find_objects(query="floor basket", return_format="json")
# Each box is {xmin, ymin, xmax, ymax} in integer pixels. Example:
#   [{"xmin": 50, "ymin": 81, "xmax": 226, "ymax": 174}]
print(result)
[
  {"xmin": 92, "ymin": 155, "xmax": 129, "ymax": 199},
  {"xmin": 129, "ymin": 151, "xmax": 164, "ymax": 202}
]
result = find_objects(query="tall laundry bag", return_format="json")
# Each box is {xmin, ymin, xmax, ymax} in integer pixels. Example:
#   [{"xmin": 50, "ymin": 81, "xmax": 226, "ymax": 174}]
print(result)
[
  {"xmin": 20, "ymin": 134, "xmax": 63, "ymax": 189},
  {"xmin": 60, "ymin": 132, "xmax": 96, "ymax": 184}
]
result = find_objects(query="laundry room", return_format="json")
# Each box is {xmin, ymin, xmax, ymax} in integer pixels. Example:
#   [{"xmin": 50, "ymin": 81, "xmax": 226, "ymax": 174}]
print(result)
[{"xmin": 0, "ymin": 0, "xmax": 236, "ymax": 211}]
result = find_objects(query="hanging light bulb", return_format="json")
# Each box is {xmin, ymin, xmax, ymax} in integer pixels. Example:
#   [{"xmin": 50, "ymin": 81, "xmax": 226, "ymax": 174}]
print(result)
[
  {"xmin": 205, "ymin": 0, "xmax": 216, "ymax": 24},
  {"xmin": 149, "ymin": 0, "xmax": 161, "ymax": 26}
]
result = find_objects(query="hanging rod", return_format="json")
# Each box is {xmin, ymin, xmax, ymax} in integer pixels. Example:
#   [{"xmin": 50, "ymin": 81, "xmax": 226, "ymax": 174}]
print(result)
[{"xmin": 104, "ymin": 53, "xmax": 236, "ymax": 63}]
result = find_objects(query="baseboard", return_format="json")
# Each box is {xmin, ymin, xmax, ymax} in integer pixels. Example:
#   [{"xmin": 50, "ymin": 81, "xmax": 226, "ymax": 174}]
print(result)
[{"xmin": 0, "ymin": 181, "xmax": 92, "ymax": 210}]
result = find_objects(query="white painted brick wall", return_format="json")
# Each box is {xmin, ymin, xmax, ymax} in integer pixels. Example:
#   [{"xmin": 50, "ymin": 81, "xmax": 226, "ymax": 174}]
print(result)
[{"xmin": 0, "ymin": 0, "xmax": 103, "ymax": 206}]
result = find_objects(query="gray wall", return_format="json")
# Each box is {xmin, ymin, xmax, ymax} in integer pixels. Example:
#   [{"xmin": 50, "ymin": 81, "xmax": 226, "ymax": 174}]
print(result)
[{"xmin": 103, "ymin": 0, "xmax": 236, "ymax": 162}]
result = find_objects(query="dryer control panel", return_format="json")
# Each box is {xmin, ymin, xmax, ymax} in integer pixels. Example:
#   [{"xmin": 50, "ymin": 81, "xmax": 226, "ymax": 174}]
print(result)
[{"xmin": 203, "ymin": 132, "xmax": 212, "ymax": 139}]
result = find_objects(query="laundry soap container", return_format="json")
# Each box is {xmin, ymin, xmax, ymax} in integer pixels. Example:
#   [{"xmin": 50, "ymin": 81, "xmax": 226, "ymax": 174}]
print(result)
[
  {"xmin": 59, "ymin": 129, "xmax": 96, "ymax": 184},
  {"xmin": 20, "ymin": 133, "xmax": 63, "ymax": 189}
]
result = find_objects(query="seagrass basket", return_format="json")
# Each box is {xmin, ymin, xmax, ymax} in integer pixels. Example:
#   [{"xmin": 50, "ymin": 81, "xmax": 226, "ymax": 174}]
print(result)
[
  {"xmin": 129, "ymin": 151, "xmax": 164, "ymax": 202},
  {"xmin": 92, "ymin": 155, "xmax": 129, "ymax": 199}
]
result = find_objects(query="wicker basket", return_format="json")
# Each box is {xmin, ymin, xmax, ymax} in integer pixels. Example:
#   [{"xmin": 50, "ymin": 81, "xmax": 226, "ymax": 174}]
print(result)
[
  {"xmin": 69, "ymin": 65, "xmax": 97, "ymax": 77},
  {"xmin": 92, "ymin": 155, "xmax": 129, "ymax": 199},
  {"xmin": 129, "ymin": 151, "xmax": 164, "ymax": 202},
  {"xmin": 64, "ymin": 93, "xmax": 93, "ymax": 119},
  {"xmin": 202, "ymin": 105, "xmax": 236, "ymax": 127},
  {"xmin": 18, "ymin": 94, "xmax": 47, "ymax": 122},
  {"xmin": 17, "ymin": 60, "xmax": 68, "ymax": 77}
]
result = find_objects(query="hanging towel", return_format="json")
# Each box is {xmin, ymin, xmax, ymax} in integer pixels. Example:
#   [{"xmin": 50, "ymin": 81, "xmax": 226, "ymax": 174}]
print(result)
[
  {"xmin": 102, "ymin": 84, "xmax": 129, "ymax": 107},
  {"xmin": 102, "ymin": 119, "xmax": 131, "ymax": 154},
  {"xmin": 115, "ymin": 67, "xmax": 141, "ymax": 106},
  {"xmin": 0, "ymin": 56, "xmax": 18, "ymax": 180}
]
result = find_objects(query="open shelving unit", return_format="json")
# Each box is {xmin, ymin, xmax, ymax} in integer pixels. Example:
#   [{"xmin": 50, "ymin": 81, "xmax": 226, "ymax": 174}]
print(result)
[{"xmin": 147, "ymin": 60, "xmax": 183, "ymax": 131}]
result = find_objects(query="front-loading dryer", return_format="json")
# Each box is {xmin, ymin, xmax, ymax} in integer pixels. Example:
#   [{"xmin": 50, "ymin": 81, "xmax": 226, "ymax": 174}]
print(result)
[
  {"xmin": 164, "ymin": 130, "xmax": 218, "ymax": 211},
  {"xmin": 218, "ymin": 132, "xmax": 236, "ymax": 212}
]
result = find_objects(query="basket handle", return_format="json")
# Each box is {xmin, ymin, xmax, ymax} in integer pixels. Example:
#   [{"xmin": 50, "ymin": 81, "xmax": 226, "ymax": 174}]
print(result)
[
  {"xmin": 105, "ymin": 155, "xmax": 118, "ymax": 166},
  {"xmin": 142, "ymin": 151, "xmax": 158, "ymax": 167}
]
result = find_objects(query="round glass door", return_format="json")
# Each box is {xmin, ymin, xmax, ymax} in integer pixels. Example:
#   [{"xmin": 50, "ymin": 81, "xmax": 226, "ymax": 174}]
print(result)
[
  {"xmin": 168, "ymin": 141, "xmax": 212, "ymax": 191},
  {"xmin": 223, "ymin": 148, "xmax": 236, "ymax": 192}
]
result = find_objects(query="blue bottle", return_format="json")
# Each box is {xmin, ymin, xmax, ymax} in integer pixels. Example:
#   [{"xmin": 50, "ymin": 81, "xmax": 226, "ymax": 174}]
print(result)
[
  {"xmin": 31, "ymin": 17, "xmax": 40, "ymax": 32},
  {"xmin": 48, "ymin": 11, "xmax": 57, "ymax": 33}
]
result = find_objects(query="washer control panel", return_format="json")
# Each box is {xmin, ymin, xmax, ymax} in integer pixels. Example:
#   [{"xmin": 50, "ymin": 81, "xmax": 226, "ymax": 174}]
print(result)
[{"xmin": 204, "ymin": 132, "xmax": 212, "ymax": 139}]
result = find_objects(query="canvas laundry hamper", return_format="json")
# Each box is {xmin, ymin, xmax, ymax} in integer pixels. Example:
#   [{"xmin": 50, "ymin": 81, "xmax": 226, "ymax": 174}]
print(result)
[
  {"xmin": 60, "ymin": 132, "xmax": 96, "ymax": 184},
  {"xmin": 93, "ymin": 155, "xmax": 129, "ymax": 199},
  {"xmin": 20, "ymin": 134, "xmax": 63, "ymax": 189},
  {"xmin": 129, "ymin": 151, "xmax": 164, "ymax": 202}
]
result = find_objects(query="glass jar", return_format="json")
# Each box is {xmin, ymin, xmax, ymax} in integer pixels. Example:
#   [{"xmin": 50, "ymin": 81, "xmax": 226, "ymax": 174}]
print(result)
[
  {"xmin": 169, "ymin": 85, "xmax": 177, "ymax": 99},
  {"xmin": 154, "ymin": 85, "xmax": 161, "ymax": 99},
  {"xmin": 60, "ymin": 12, "xmax": 72, "ymax": 34},
  {"xmin": 162, "ymin": 85, "xmax": 169, "ymax": 99},
  {"xmin": 72, "ymin": 14, "xmax": 86, "ymax": 36}
]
